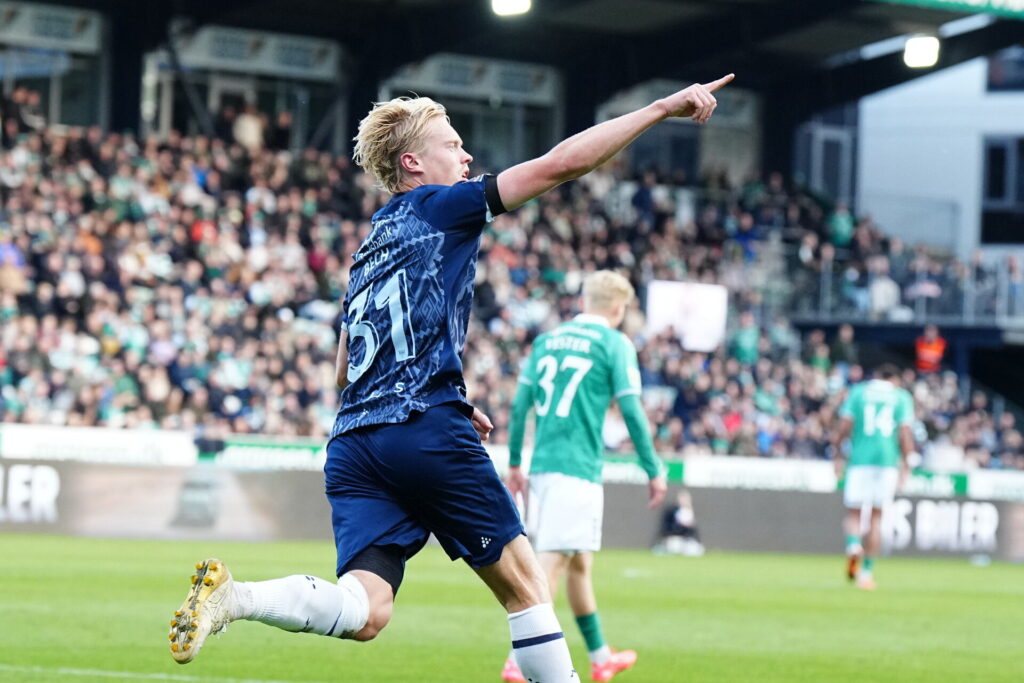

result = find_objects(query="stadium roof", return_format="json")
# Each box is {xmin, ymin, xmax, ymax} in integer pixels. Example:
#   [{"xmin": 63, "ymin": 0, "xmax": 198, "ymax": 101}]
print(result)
[
  {"xmin": 57, "ymin": 0, "xmax": 1023, "ymax": 164},
  {"xmin": 72, "ymin": 0, "xmax": 1021, "ymax": 103}
]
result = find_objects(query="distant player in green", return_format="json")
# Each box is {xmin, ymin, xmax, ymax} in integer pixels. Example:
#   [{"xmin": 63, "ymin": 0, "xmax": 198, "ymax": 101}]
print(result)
[
  {"xmin": 833, "ymin": 364, "xmax": 916, "ymax": 590},
  {"xmin": 502, "ymin": 271, "xmax": 667, "ymax": 683}
]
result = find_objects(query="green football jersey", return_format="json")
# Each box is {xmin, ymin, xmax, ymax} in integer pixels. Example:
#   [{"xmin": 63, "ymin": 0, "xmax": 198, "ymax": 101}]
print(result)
[
  {"xmin": 517, "ymin": 314, "xmax": 644, "ymax": 483},
  {"xmin": 838, "ymin": 379, "xmax": 914, "ymax": 468}
]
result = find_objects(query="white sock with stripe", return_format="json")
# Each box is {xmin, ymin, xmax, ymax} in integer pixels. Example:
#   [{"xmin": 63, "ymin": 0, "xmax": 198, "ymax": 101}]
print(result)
[
  {"xmin": 508, "ymin": 603, "xmax": 578, "ymax": 681},
  {"xmin": 232, "ymin": 573, "xmax": 369, "ymax": 638}
]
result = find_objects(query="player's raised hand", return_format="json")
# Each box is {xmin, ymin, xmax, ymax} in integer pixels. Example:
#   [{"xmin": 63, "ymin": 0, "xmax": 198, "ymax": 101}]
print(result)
[{"xmin": 659, "ymin": 74, "xmax": 734, "ymax": 124}]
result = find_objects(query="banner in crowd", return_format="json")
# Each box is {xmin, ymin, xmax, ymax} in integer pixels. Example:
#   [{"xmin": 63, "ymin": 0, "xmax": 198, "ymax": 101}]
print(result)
[
  {"xmin": 216, "ymin": 435, "xmax": 325, "ymax": 470},
  {"xmin": 0, "ymin": 460, "xmax": 333, "ymax": 540},
  {"xmin": 0, "ymin": 424, "xmax": 197, "ymax": 466},
  {"xmin": 658, "ymin": 486, "xmax": 1024, "ymax": 562},
  {"xmin": 644, "ymin": 280, "xmax": 728, "ymax": 352}
]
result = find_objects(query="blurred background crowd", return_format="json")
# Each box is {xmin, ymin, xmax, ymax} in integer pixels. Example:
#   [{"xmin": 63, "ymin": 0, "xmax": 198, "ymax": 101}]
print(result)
[{"xmin": 1, "ymin": 105, "xmax": 1021, "ymax": 470}]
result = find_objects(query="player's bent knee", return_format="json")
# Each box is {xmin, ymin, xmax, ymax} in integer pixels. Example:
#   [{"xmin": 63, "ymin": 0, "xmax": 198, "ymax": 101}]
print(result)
[{"xmin": 352, "ymin": 601, "xmax": 393, "ymax": 641}]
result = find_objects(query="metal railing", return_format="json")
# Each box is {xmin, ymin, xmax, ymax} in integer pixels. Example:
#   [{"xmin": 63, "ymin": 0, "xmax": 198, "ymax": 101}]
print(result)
[{"xmin": 775, "ymin": 248, "xmax": 1024, "ymax": 328}]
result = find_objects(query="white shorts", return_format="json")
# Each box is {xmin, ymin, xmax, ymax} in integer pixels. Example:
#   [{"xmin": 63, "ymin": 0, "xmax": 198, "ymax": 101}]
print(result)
[
  {"xmin": 843, "ymin": 465, "xmax": 899, "ymax": 509},
  {"xmin": 526, "ymin": 472, "xmax": 604, "ymax": 554}
]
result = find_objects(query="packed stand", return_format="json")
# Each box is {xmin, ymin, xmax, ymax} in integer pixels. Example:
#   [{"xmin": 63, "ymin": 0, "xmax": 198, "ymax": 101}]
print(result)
[
  {"xmin": 0, "ymin": 118, "xmax": 1017, "ymax": 469},
  {"xmin": 791, "ymin": 203, "xmax": 1020, "ymax": 321},
  {"xmin": 0, "ymin": 109, "xmax": 380, "ymax": 439},
  {"xmin": 629, "ymin": 322, "xmax": 1022, "ymax": 470}
]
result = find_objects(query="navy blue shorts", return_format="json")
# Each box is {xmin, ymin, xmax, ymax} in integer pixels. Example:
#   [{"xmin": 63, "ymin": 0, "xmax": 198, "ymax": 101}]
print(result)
[{"xmin": 325, "ymin": 402, "xmax": 525, "ymax": 578}]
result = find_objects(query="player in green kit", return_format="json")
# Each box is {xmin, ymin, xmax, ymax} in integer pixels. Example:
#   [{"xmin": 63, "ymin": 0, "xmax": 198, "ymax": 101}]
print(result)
[
  {"xmin": 501, "ymin": 270, "xmax": 666, "ymax": 682},
  {"xmin": 833, "ymin": 364, "xmax": 916, "ymax": 590}
]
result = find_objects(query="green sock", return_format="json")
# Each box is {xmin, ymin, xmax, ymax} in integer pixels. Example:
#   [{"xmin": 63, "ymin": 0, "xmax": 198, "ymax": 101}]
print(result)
[
  {"xmin": 575, "ymin": 612, "xmax": 606, "ymax": 653},
  {"xmin": 863, "ymin": 557, "xmax": 875, "ymax": 573},
  {"xmin": 845, "ymin": 534, "xmax": 860, "ymax": 549}
]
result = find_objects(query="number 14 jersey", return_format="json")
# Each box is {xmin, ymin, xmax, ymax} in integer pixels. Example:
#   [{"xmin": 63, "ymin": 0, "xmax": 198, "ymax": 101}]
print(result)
[
  {"xmin": 838, "ymin": 379, "xmax": 914, "ymax": 468},
  {"xmin": 517, "ymin": 314, "xmax": 644, "ymax": 483},
  {"xmin": 331, "ymin": 175, "xmax": 505, "ymax": 437}
]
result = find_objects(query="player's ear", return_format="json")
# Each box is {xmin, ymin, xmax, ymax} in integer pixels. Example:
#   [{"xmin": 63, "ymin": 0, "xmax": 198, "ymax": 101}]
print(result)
[{"xmin": 399, "ymin": 151, "xmax": 421, "ymax": 175}]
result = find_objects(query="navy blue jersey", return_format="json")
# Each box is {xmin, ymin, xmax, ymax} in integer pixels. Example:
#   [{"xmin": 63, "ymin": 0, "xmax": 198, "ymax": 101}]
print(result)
[{"xmin": 330, "ymin": 175, "xmax": 505, "ymax": 436}]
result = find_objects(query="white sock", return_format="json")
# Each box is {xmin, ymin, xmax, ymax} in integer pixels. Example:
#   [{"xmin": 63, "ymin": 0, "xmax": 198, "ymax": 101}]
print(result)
[
  {"xmin": 589, "ymin": 645, "xmax": 611, "ymax": 665},
  {"xmin": 508, "ymin": 603, "xmax": 578, "ymax": 681},
  {"xmin": 232, "ymin": 573, "xmax": 369, "ymax": 638}
]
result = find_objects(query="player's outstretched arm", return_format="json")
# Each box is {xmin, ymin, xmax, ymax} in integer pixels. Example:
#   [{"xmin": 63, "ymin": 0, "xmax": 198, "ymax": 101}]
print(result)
[{"xmin": 496, "ymin": 74, "xmax": 734, "ymax": 211}]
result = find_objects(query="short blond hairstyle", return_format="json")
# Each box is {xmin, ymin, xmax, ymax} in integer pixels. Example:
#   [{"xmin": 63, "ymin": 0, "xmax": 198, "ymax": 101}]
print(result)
[
  {"xmin": 582, "ymin": 270, "xmax": 635, "ymax": 313},
  {"xmin": 352, "ymin": 96, "xmax": 448, "ymax": 193}
]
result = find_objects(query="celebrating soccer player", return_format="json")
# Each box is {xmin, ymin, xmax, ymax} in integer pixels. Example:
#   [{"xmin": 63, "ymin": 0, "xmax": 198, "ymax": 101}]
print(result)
[
  {"xmin": 500, "ymin": 270, "xmax": 666, "ymax": 683},
  {"xmin": 168, "ymin": 74, "xmax": 733, "ymax": 681},
  {"xmin": 833, "ymin": 363, "xmax": 916, "ymax": 590}
]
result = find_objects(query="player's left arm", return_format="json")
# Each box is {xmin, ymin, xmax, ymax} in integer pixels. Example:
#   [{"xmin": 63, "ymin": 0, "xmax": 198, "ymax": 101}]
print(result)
[
  {"xmin": 896, "ymin": 390, "xmax": 917, "ymax": 488},
  {"xmin": 832, "ymin": 416, "xmax": 853, "ymax": 481},
  {"xmin": 508, "ymin": 379, "xmax": 534, "ymax": 469},
  {"xmin": 506, "ymin": 346, "xmax": 539, "ymax": 503},
  {"xmin": 833, "ymin": 387, "xmax": 857, "ymax": 479},
  {"xmin": 334, "ymin": 328, "xmax": 349, "ymax": 391},
  {"xmin": 506, "ymin": 380, "xmax": 533, "ymax": 503},
  {"xmin": 612, "ymin": 334, "xmax": 666, "ymax": 508},
  {"xmin": 619, "ymin": 393, "xmax": 667, "ymax": 509}
]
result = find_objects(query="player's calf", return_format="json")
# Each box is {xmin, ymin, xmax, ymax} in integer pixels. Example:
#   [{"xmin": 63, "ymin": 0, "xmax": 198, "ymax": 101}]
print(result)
[
  {"xmin": 168, "ymin": 559, "xmax": 380, "ymax": 664},
  {"xmin": 348, "ymin": 581, "xmax": 393, "ymax": 641},
  {"xmin": 233, "ymin": 572, "xmax": 372, "ymax": 638}
]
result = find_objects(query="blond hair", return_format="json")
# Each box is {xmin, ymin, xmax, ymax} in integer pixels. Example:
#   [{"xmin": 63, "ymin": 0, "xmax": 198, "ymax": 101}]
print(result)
[
  {"xmin": 352, "ymin": 96, "xmax": 448, "ymax": 193},
  {"xmin": 582, "ymin": 270, "xmax": 635, "ymax": 313}
]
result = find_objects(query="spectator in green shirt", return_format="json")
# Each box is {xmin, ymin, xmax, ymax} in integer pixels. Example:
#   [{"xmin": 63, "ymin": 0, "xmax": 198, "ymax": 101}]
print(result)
[
  {"xmin": 730, "ymin": 311, "xmax": 760, "ymax": 366},
  {"xmin": 828, "ymin": 202, "xmax": 854, "ymax": 248}
]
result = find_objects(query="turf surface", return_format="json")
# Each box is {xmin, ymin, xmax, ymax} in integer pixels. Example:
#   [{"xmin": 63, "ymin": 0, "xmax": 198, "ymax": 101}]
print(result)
[{"xmin": 0, "ymin": 534, "xmax": 1019, "ymax": 682}]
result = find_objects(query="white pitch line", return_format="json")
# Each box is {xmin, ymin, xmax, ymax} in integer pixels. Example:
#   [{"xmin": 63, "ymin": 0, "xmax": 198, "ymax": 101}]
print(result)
[{"xmin": 0, "ymin": 663, "xmax": 326, "ymax": 683}]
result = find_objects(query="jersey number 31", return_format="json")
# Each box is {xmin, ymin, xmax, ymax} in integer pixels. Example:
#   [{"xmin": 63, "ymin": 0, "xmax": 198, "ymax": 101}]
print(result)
[{"xmin": 347, "ymin": 270, "xmax": 415, "ymax": 383}]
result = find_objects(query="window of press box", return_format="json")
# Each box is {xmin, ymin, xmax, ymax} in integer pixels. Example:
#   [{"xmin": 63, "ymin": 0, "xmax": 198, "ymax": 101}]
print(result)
[
  {"xmin": 988, "ymin": 46, "xmax": 1024, "ymax": 92},
  {"xmin": 0, "ymin": 48, "xmax": 102, "ymax": 127},
  {"xmin": 981, "ymin": 136, "xmax": 1024, "ymax": 245}
]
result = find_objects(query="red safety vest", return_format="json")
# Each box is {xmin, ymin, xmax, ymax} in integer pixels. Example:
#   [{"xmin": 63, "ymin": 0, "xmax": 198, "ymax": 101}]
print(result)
[{"xmin": 915, "ymin": 337, "xmax": 946, "ymax": 373}]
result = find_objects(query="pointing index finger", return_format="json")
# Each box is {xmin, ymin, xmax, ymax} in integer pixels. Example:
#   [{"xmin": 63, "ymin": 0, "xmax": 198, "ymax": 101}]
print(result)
[{"xmin": 703, "ymin": 73, "xmax": 735, "ymax": 92}]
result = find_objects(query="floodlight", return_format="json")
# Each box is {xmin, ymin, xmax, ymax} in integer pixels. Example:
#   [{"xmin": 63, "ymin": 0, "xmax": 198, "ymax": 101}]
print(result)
[
  {"xmin": 492, "ymin": 0, "xmax": 531, "ymax": 17},
  {"xmin": 904, "ymin": 35, "xmax": 940, "ymax": 68}
]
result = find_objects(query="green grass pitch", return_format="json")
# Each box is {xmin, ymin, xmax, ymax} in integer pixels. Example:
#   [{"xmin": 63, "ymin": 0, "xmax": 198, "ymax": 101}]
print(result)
[{"xmin": 0, "ymin": 534, "xmax": 1020, "ymax": 682}]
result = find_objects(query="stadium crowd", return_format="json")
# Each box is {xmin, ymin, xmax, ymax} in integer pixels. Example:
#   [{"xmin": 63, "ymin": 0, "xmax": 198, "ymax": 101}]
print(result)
[
  {"xmin": 793, "ymin": 203, "xmax": 1014, "ymax": 321},
  {"xmin": 0, "ymin": 113, "xmax": 1020, "ymax": 470}
]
